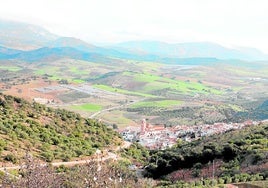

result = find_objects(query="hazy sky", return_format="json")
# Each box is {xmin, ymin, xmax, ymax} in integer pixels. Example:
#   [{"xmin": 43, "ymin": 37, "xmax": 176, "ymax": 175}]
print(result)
[{"xmin": 1, "ymin": 0, "xmax": 268, "ymax": 52}]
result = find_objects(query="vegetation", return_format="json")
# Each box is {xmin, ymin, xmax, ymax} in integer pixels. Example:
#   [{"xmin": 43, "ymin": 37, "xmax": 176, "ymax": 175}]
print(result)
[
  {"xmin": 0, "ymin": 66, "xmax": 22, "ymax": 72},
  {"xmin": 234, "ymin": 99, "xmax": 268, "ymax": 121},
  {"xmin": 93, "ymin": 84, "xmax": 156, "ymax": 98},
  {"xmin": 71, "ymin": 103, "xmax": 102, "ymax": 112},
  {"xmin": 131, "ymin": 100, "xmax": 183, "ymax": 108},
  {"xmin": 144, "ymin": 123, "xmax": 268, "ymax": 182},
  {"xmin": 0, "ymin": 156, "xmax": 155, "ymax": 188},
  {"xmin": 121, "ymin": 143, "xmax": 150, "ymax": 165},
  {"xmin": 124, "ymin": 71, "xmax": 222, "ymax": 95},
  {"xmin": 0, "ymin": 93, "xmax": 121, "ymax": 163},
  {"xmin": 1, "ymin": 57, "xmax": 267, "ymax": 128},
  {"xmin": 0, "ymin": 20, "xmax": 268, "ymax": 187},
  {"xmin": 127, "ymin": 103, "xmax": 243, "ymax": 126}
]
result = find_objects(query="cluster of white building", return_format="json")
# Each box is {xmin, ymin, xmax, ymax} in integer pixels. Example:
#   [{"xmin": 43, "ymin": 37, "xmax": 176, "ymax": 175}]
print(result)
[{"xmin": 120, "ymin": 119, "xmax": 262, "ymax": 150}]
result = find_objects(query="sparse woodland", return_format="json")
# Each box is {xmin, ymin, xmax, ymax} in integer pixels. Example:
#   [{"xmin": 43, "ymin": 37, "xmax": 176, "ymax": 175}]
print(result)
[
  {"xmin": 143, "ymin": 122, "xmax": 268, "ymax": 186},
  {"xmin": 0, "ymin": 93, "xmax": 268, "ymax": 187},
  {"xmin": 0, "ymin": 93, "xmax": 121, "ymax": 163}
]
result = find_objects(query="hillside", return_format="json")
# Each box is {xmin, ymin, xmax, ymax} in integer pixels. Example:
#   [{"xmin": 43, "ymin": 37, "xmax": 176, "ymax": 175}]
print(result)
[
  {"xmin": 113, "ymin": 41, "xmax": 268, "ymax": 61},
  {"xmin": 4, "ymin": 47, "xmax": 115, "ymax": 63},
  {"xmin": 1, "ymin": 20, "xmax": 268, "ymax": 63},
  {"xmin": 144, "ymin": 122, "xmax": 268, "ymax": 182},
  {"xmin": 0, "ymin": 20, "xmax": 58, "ymax": 50},
  {"xmin": 47, "ymin": 37, "xmax": 97, "ymax": 50},
  {"xmin": 234, "ymin": 100, "xmax": 268, "ymax": 121},
  {"xmin": 0, "ymin": 93, "xmax": 122, "ymax": 163}
]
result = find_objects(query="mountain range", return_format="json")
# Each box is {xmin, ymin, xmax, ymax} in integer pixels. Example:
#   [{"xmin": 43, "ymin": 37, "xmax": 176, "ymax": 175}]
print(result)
[
  {"xmin": 113, "ymin": 41, "xmax": 268, "ymax": 61},
  {"xmin": 0, "ymin": 19, "xmax": 58, "ymax": 50},
  {"xmin": 0, "ymin": 19, "xmax": 268, "ymax": 63}
]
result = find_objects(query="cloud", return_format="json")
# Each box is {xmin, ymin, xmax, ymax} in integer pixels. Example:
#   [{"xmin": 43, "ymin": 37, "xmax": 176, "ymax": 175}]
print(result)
[{"xmin": 0, "ymin": 0, "xmax": 268, "ymax": 52}]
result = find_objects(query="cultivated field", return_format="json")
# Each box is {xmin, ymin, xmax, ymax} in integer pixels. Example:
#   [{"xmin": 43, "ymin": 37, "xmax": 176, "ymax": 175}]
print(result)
[{"xmin": 0, "ymin": 58, "xmax": 267, "ymax": 127}]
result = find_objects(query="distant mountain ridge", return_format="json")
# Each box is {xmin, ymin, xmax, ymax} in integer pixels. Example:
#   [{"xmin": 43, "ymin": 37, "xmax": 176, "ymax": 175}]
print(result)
[
  {"xmin": 0, "ymin": 46, "xmax": 22, "ymax": 58},
  {"xmin": 0, "ymin": 19, "xmax": 268, "ymax": 62},
  {"xmin": 0, "ymin": 20, "xmax": 58, "ymax": 50},
  {"xmin": 0, "ymin": 46, "xmax": 114, "ymax": 63},
  {"xmin": 112, "ymin": 41, "xmax": 268, "ymax": 61},
  {"xmin": 47, "ymin": 37, "xmax": 97, "ymax": 51}
]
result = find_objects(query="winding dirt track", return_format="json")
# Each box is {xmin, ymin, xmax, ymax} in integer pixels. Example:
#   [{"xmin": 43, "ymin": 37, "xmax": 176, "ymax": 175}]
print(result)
[{"xmin": 0, "ymin": 141, "xmax": 131, "ymax": 171}]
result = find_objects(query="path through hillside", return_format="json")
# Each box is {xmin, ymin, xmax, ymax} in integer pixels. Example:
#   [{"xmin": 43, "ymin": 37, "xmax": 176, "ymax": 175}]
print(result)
[{"xmin": 0, "ymin": 141, "xmax": 131, "ymax": 171}]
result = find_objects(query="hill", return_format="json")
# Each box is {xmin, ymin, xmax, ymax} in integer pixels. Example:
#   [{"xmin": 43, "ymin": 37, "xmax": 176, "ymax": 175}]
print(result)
[
  {"xmin": 234, "ymin": 100, "xmax": 268, "ymax": 121},
  {"xmin": 0, "ymin": 47, "xmax": 116, "ymax": 63},
  {"xmin": 47, "ymin": 37, "xmax": 98, "ymax": 51},
  {"xmin": 1, "ymin": 19, "xmax": 268, "ymax": 63},
  {"xmin": 113, "ymin": 41, "xmax": 268, "ymax": 61},
  {"xmin": 0, "ymin": 20, "xmax": 58, "ymax": 50},
  {"xmin": 0, "ymin": 93, "xmax": 121, "ymax": 163},
  {"xmin": 144, "ymin": 122, "xmax": 268, "ymax": 183},
  {"xmin": 0, "ymin": 46, "xmax": 22, "ymax": 59}
]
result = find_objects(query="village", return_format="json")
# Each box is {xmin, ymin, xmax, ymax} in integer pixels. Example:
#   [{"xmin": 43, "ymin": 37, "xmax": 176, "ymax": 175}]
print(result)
[{"xmin": 119, "ymin": 119, "xmax": 266, "ymax": 150}]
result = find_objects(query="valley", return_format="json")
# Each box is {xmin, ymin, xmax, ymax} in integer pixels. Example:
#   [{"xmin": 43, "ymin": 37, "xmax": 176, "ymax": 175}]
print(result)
[
  {"xmin": 0, "ymin": 57, "xmax": 267, "ymax": 129},
  {"xmin": 0, "ymin": 19, "xmax": 268, "ymax": 187}
]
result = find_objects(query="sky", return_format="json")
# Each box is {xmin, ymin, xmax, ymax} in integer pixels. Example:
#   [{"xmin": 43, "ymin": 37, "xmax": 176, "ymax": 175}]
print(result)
[{"xmin": 0, "ymin": 0, "xmax": 268, "ymax": 52}]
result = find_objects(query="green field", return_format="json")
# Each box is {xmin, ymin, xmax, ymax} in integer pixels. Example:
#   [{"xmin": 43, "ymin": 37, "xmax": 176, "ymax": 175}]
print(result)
[
  {"xmin": 72, "ymin": 79, "xmax": 86, "ymax": 84},
  {"xmin": 34, "ymin": 66, "xmax": 62, "ymax": 80},
  {"xmin": 131, "ymin": 100, "xmax": 183, "ymax": 108},
  {"xmin": 69, "ymin": 66, "xmax": 88, "ymax": 75},
  {"xmin": 33, "ymin": 60, "xmax": 117, "ymax": 84},
  {"xmin": 123, "ymin": 71, "xmax": 223, "ymax": 95},
  {"xmin": 99, "ymin": 110, "xmax": 135, "ymax": 128},
  {"xmin": 0, "ymin": 66, "xmax": 22, "ymax": 72},
  {"xmin": 34, "ymin": 65, "xmax": 88, "ymax": 84},
  {"xmin": 71, "ymin": 103, "xmax": 102, "ymax": 112},
  {"xmin": 8, "ymin": 58, "xmax": 265, "ymax": 128}
]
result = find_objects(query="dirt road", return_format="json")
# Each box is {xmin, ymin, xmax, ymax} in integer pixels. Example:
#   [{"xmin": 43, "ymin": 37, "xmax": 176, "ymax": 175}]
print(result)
[{"xmin": 0, "ymin": 141, "xmax": 131, "ymax": 171}]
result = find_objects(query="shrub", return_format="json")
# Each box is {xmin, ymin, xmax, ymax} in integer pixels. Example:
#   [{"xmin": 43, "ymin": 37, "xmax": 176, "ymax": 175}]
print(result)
[
  {"xmin": 4, "ymin": 154, "xmax": 18, "ymax": 164},
  {"xmin": 41, "ymin": 151, "xmax": 54, "ymax": 162}
]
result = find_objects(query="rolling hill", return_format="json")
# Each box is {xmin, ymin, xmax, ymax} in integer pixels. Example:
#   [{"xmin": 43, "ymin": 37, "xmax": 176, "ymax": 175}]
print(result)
[
  {"xmin": 47, "ymin": 37, "xmax": 98, "ymax": 51},
  {"xmin": 113, "ymin": 41, "xmax": 268, "ymax": 61},
  {"xmin": 0, "ymin": 47, "xmax": 115, "ymax": 63},
  {"xmin": 0, "ymin": 46, "xmax": 22, "ymax": 59},
  {"xmin": 0, "ymin": 93, "xmax": 122, "ymax": 163},
  {"xmin": 145, "ymin": 122, "xmax": 268, "ymax": 182},
  {"xmin": 0, "ymin": 20, "xmax": 58, "ymax": 50},
  {"xmin": 1, "ymin": 20, "xmax": 268, "ymax": 63}
]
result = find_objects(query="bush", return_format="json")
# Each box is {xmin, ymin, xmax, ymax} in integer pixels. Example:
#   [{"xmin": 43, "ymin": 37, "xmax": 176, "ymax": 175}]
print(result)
[
  {"xmin": 0, "ymin": 139, "xmax": 6, "ymax": 154},
  {"xmin": 61, "ymin": 152, "xmax": 72, "ymax": 162},
  {"xmin": 41, "ymin": 151, "xmax": 54, "ymax": 162},
  {"xmin": 223, "ymin": 176, "xmax": 232, "ymax": 184},
  {"xmin": 4, "ymin": 154, "xmax": 18, "ymax": 164},
  {"xmin": 260, "ymin": 170, "xmax": 268, "ymax": 180},
  {"xmin": 252, "ymin": 153, "xmax": 264, "ymax": 165}
]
